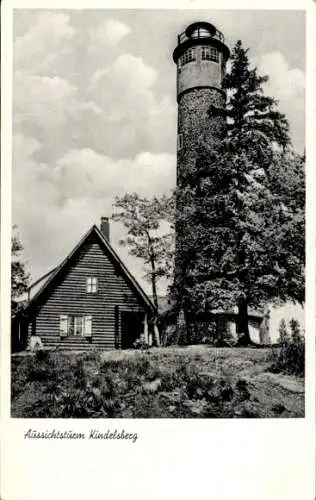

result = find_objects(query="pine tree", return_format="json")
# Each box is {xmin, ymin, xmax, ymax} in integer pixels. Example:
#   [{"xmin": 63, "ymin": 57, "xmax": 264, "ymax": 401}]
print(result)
[
  {"xmin": 289, "ymin": 318, "xmax": 302, "ymax": 343},
  {"xmin": 11, "ymin": 226, "xmax": 30, "ymax": 318},
  {"xmin": 211, "ymin": 40, "xmax": 290, "ymax": 164},
  {"xmin": 278, "ymin": 318, "xmax": 289, "ymax": 344}
]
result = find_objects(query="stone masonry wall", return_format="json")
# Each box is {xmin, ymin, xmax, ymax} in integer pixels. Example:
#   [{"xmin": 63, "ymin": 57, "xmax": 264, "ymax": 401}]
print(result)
[{"xmin": 177, "ymin": 87, "xmax": 225, "ymax": 184}]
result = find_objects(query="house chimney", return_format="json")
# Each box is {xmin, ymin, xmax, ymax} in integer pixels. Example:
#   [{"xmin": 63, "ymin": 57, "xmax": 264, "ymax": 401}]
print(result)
[{"xmin": 100, "ymin": 216, "xmax": 110, "ymax": 241}]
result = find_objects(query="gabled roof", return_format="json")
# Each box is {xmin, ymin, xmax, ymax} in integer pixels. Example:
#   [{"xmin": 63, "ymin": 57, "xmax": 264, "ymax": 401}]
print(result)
[{"xmin": 25, "ymin": 225, "xmax": 155, "ymax": 313}]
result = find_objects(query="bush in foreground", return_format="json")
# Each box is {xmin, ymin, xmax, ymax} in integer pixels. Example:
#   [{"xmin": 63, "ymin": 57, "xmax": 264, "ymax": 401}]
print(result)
[
  {"xmin": 11, "ymin": 346, "xmax": 304, "ymax": 418},
  {"xmin": 11, "ymin": 349, "xmax": 264, "ymax": 418}
]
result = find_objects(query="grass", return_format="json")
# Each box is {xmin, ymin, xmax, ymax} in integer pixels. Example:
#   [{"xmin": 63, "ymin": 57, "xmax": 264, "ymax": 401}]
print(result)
[{"xmin": 11, "ymin": 346, "xmax": 304, "ymax": 418}]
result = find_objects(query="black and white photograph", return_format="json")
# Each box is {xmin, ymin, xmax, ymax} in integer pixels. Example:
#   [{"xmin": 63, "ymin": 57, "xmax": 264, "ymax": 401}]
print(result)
[{"xmin": 10, "ymin": 9, "xmax": 305, "ymax": 419}]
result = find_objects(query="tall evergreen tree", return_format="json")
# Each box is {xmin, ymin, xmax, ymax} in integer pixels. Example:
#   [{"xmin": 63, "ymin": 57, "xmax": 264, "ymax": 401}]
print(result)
[
  {"xmin": 174, "ymin": 40, "xmax": 304, "ymax": 345},
  {"xmin": 278, "ymin": 319, "xmax": 289, "ymax": 344},
  {"xmin": 211, "ymin": 40, "xmax": 290, "ymax": 163}
]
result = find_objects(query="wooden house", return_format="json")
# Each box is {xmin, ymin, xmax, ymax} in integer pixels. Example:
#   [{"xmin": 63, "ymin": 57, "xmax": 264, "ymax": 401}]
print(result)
[{"xmin": 12, "ymin": 218, "xmax": 156, "ymax": 352}]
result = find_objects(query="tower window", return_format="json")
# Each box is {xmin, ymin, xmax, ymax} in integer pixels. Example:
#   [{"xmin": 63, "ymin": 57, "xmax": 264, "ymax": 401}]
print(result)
[
  {"xmin": 179, "ymin": 48, "xmax": 196, "ymax": 67},
  {"xmin": 191, "ymin": 27, "xmax": 211, "ymax": 39},
  {"xmin": 201, "ymin": 46, "xmax": 219, "ymax": 63}
]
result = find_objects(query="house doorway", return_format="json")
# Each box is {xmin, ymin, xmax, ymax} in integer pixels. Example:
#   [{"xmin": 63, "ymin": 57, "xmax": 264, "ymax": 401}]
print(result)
[{"xmin": 120, "ymin": 311, "xmax": 145, "ymax": 349}]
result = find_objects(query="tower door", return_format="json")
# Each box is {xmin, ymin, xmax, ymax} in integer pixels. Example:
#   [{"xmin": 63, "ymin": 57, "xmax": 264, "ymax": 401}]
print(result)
[{"xmin": 120, "ymin": 311, "xmax": 145, "ymax": 349}]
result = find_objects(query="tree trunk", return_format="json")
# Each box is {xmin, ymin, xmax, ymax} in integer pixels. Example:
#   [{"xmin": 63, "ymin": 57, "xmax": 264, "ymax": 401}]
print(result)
[
  {"xmin": 153, "ymin": 319, "xmax": 160, "ymax": 347},
  {"xmin": 147, "ymin": 235, "xmax": 159, "ymax": 311},
  {"xmin": 151, "ymin": 271, "xmax": 159, "ymax": 312},
  {"xmin": 148, "ymin": 245, "xmax": 161, "ymax": 346},
  {"xmin": 237, "ymin": 299, "xmax": 252, "ymax": 345}
]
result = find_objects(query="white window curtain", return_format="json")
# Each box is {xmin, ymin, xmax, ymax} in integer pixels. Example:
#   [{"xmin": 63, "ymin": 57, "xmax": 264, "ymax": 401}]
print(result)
[
  {"xmin": 83, "ymin": 316, "xmax": 92, "ymax": 337},
  {"xmin": 59, "ymin": 315, "xmax": 68, "ymax": 337}
]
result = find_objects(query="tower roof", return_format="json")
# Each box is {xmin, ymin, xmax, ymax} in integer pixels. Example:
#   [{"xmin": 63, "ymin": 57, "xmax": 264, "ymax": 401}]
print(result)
[
  {"xmin": 173, "ymin": 21, "xmax": 230, "ymax": 63},
  {"xmin": 185, "ymin": 21, "xmax": 217, "ymax": 38}
]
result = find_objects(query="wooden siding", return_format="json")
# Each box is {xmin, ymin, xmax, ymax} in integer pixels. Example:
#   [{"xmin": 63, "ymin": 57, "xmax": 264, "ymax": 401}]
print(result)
[{"xmin": 28, "ymin": 232, "xmax": 149, "ymax": 350}]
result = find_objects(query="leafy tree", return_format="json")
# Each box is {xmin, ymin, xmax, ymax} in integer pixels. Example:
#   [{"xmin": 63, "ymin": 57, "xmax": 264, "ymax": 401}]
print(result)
[
  {"xmin": 11, "ymin": 226, "xmax": 30, "ymax": 318},
  {"xmin": 112, "ymin": 193, "xmax": 175, "ymax": 344},
  {"xmin": 278, "ymin": 318, "xmax": 289, "ymax": 344},
  {"xmin": 173, "ymin": 40, "xmax": 304, "ymax": 345}
]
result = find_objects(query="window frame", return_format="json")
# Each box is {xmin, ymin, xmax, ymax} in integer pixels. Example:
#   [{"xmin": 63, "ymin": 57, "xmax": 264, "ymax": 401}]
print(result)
[
  {"xmin": 179, "ymin": 47, "xmax": 196, "ymax": 67},
  {"xmin": 86, "ymin": 276, "xmax": 98, "ymax": 294},
  {"xmin": 59, "ymin": 315, "xmax": 93, "ymax": 338},
  {"xmin": 201, "ymin": 45, "xmax": 219, "ymax": 63}
]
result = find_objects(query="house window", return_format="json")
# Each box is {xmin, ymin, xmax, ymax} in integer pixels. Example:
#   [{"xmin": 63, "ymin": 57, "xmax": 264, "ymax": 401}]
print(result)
[
  {"xmin": 178, "ymin": 133, "xmax": 183, "ymax": 151},
  {"xmin": 74, "ymin": 316, "xmax": 83, "ymax": 336},
  {"xmin": 201, "ymin": 46, "xmax": 219, "ymax": 63},
  {"xmin": 59, "ymin": 315, "xmax": 92, "ymax": 337},
  {"xmin": 179, "ymin": 48, "xmax": 196, "ymax": 67},
  {"xmin": 87, "ymin": 277, "xmax": 98, "ymax": 293}
]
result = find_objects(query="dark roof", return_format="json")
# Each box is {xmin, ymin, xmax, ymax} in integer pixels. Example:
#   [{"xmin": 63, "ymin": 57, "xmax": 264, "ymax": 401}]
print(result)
[
  {"xmin": 185, "ymin": 22, "xmax": 217, "ymax": 38},
  {"xmin": 25, "ymin": 225, "xmax": 155, "ymax": 313}
]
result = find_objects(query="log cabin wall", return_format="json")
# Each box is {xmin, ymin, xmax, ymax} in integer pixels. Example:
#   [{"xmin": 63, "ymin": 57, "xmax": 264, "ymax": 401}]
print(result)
[{"xmin": 27, "ymin": 231, "xmax": 150, "ymax": 350}]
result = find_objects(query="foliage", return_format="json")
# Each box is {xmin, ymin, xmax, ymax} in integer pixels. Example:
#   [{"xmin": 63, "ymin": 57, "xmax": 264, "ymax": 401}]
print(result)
[
  {"xmin": 268, "ymin": 150, "xmax": 305, "ymax": 213},
  {"xmin": 278, "ymin": 318, "xmax": 290, "ymax": 344},
  {"xmin": 270, "ymin": 318, "xmax": 305, "ymax": 376},
  {"xmin": 112, "ymin": 193, "xmax": 175, "ymax": 312},
  {"xmin": 173, "ymin": 40, "xmax": 304, "ymax": 344},
  {"xmin": 212, "ymin": 40, "xmax": 290, "ymax": 161},
  {"xmin": 11, "ymin": 225, "xmax": 30, "ymax": 318},
  {"xmin": 133, "ymin": 338, "xmax": 150, "ymax": 350},
  {"xmin": 11, "ymin": 347, "xmax": 304, "ymax": 418},
  {"xmin": 160, "ymin": 323, "xmax": 178, "ymax": 346}
]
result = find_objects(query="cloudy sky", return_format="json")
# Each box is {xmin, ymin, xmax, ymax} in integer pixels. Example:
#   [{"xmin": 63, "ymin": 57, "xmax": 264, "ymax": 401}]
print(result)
[{"xmin": 13, "ymin": 9, "xmax": 305, "ymax": 298}]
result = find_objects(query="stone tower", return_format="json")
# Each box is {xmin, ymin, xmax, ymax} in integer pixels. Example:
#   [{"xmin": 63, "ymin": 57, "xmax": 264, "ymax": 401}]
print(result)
[
  {"xmin": 172, "ymin": 22, "xmax": 230, "ymax": 337},
  {"xmin": 173, "ymin": 21, "xmax": 230, "ymax": 185}
]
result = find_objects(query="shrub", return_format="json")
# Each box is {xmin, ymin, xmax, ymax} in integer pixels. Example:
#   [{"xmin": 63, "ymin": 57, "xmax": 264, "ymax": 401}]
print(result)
[
  {"xmin": 35, "ymin": 349, "xmax": 50, "ymax": 362},
  {"xmin": 133, "ymin": 338, "xmax": 149, "ymax": 350},
  {"xmin": 11, "ymin": 344, "xmax": 304, "ymax": 418},
  {"xmin": 160, "ymin": 324, "xmax": 177, "ymax": 346},
  {"xmin": 270, "ymin": 318, "xmax": 305, "ymax": 376}
]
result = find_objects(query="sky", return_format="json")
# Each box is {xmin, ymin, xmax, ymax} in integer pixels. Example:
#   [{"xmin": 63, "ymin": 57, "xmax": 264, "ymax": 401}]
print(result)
[{"xmin": 12, "ymin": 9, "xmax": 305, "ymax": 330}]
